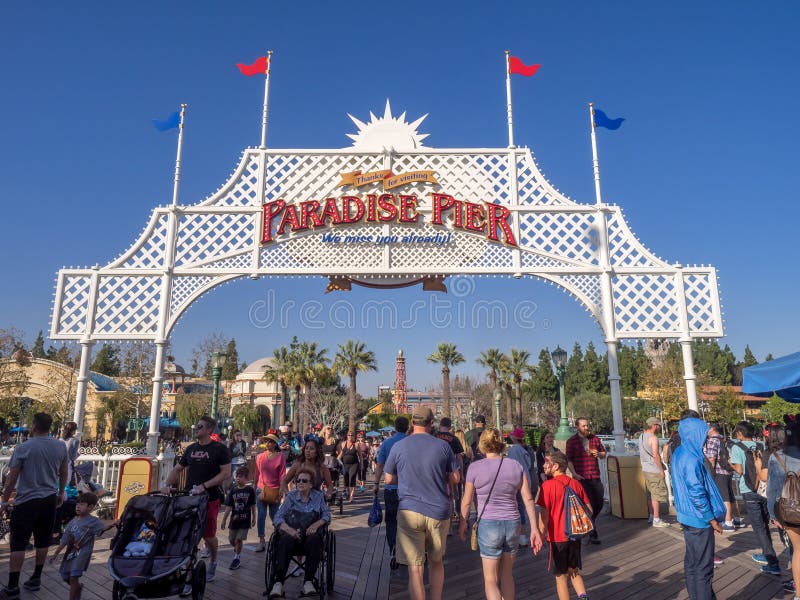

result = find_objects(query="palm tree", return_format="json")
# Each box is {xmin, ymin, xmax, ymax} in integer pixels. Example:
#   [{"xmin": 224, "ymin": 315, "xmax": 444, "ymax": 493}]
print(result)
[
  {"xmin": 476, "ymin": 348, "xmax": 508, "ymax": 391},
  {"xmin": 498, "ymin": 361, "xmax": 515, "ymax": 426},
  {"xmin": 508, "ymin": 348, "xmax": 533, "ymax": 423},
  {"xmin": 427, "ymin": 343, "xmax": 465, "ymax": 419},
  {"xmin": 333, "ymin": 340, "xmax": 378, "ymax": 434},
  {"xmin": 291, "ymin": 341, "xmax": 330, "ymax": 433},
  {"xmin": 264, "ymin": 346, "xmax": 293, "ymax": 425}
]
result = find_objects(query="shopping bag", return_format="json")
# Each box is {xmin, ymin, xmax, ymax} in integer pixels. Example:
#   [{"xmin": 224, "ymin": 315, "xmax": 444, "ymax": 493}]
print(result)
[{"xmin": 368, "ymin": 495, "xmax": 383, "ymax": 527}]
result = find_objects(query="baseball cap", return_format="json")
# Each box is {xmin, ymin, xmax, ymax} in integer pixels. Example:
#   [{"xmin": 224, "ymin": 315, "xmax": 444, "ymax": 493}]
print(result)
[
  {"xmin": 439, "ymin": 417, "xmax": 452, "ymax": 428},
  {"xmin": 511, "ymin": 427, "xmax": 526, "ymax": 439},
  {"xmin": 646, "ymin": 417, "xmax": 662, "ymax": 427},
  {"xmin": 278, "ymin": 425, "xmax": 289, "ymax": 433},
  {"xmin": 412, "ymin": 405, "xmax": 434, "ymax": 422},
  {"xmin": 474, "ymin": 415, "xmax": 486, "ymax": 424}
]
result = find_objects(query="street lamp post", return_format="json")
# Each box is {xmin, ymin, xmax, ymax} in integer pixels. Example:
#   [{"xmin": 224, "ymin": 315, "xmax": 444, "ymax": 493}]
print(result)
[
  {"xmin": 322, "ymin": 405, "xmax": 328, "ymax": 427},
  {"xmin": 210, "ymin": 351, "xmax": 228, "ymax": 427},
  {"xmin": 289, "ymin": 389, "xmax": 298, "ymax": 429},
  {"xmin": 17, "ymin": 397, "xmax": 33, "ymax": 444},
  {"xmin": 551, "ymin": 346, "xmax": 572, "ymax": 444},
  {"xmin": 492, "ymin": 387, "xmax": 502, "ymax": 429},
  {"xmin": 699, "ymin": 401, "xmax": 710, "ymax": 422}
]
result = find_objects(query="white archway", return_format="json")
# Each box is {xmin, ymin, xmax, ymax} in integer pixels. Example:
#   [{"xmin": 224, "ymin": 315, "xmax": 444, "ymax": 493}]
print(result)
[{"xmin": 51, "ymin": 103, "xmax": 722, "ymax": 454}]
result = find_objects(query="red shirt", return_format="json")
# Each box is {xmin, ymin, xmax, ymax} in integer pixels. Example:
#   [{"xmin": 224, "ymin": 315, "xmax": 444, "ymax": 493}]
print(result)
[
  {"xmin": 565, "ymin": 433, "xmax": 605, "ymax": 479},
  {"xmin": 536, "ymin": 474, "xmax": 591, "ymax": 542}
]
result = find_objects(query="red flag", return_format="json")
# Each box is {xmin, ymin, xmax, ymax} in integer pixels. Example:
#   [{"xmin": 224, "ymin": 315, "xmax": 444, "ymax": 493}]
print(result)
[
  {"xmin": 508, "ymin": 56, "xmax": 540, "ymax": 77},
  {"xmin": 236, "ymin": 56, "xmax": 270, "ymax": 76}
]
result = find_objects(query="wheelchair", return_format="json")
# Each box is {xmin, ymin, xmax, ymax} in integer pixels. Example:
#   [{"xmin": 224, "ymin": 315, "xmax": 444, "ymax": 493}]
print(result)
[{"xmin": 264, "ymin": 526, "xmax": 336, "ymax": 598}]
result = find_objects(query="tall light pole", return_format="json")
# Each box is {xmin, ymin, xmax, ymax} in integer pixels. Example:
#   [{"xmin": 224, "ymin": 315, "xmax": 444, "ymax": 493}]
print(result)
[
  {"xmin": 210, "ymin": 351, "xmax": 228, "ymax": 426},
  {"xmin": 493, "ymin": 387, "xmax": 502, "ymax": 429},
  {"xmin": 289, "ymin": 388, "xmax": 298, "ymax": 429},
  {"xmin": 551, "ymin": 346, "xmax": 571, "ymax": 443}
]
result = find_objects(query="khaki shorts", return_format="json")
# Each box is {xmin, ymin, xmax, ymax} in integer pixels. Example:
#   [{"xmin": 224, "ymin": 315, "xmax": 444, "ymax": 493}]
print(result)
[
  {"xmin": 397, "ymin": 509, "xmax": 449, "ymax": 566},
  {"xmin": 228, "ymin": 527, "xmax": 249, "ymax": 544},
  {"xmin": 643, "ymin": 471, "xmax": 668, "ymax": 502}
]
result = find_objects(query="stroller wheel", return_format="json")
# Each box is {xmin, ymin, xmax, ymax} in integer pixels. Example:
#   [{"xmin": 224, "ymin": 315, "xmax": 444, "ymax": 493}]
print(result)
[
  {"xmin": 112, "ymin": 581, "xmax": 122, "ymax": 600},
  {"xmin": 192, "ymin": 561, "xmax": 207, "ymax": 600}
]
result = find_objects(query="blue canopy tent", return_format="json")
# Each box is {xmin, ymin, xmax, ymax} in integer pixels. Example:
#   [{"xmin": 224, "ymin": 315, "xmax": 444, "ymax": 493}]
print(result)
[
  {"xmin": 742, "ymin": 351, "xmax": 800, "ymax": 402},
  {"xmin": 143, "ymin": 416, "xmax": 182, "ymax": 429}
]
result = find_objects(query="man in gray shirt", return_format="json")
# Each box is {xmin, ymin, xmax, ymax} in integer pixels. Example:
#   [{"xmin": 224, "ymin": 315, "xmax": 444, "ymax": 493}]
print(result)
[
  {"xmin": 0, "ymin": 412, "xmax": 68, "ymax": 599},
  {"xmin": 640, "ymin": 417, "xmax": 669, "ymax": 527}
]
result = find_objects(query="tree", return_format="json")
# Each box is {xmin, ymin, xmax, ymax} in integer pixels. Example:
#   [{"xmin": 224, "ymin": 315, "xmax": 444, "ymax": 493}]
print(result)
[
  {"xmin": 333, "ymin": 340, "xmax": 377, "ymax": 433},
  {"xmin": 641, "ymin": 355, "xmax": 688, "ymax": 422},
  {"xmin": 567, "ymin": 391, "xmax": 612, "ymax": 433},
  {"xmin": 427, "ymin": 342, "xmax": 465, "ymax": 419},
  {"xmin": 565, "ymin": 343, "xmax": 583, "ymax": 397},
  {"xmin": 289, "ymin": 339, "xmax": 330, "ymax": 433},
  {"xmin": 508, "ymin": 348, "xmax": 533, "ymax": 424},
  {"xmin": 300, "ymin": 384, "xmax": 350, "ymax": 434},
  {"xmin": 221, "ymin": 339, "xmax": 240, "ymax": 380},
  {"xmin": 40, "ymin": 354, "xmax": 79, "ymax": 429},
  {"xmin": 708, "ymin": 388, "xmax": 744, "ymax": 434},
  {"xmin": 264, "ymin": 346, "xmax": 294, "ymax": 424},
  {"xmin": 231, "ymin": 404, "xmax": 263, "ymax": 437},
  {"xmin": 476, "ymin": 348, "xmax": 508, "ymax": 391},
  {"xmin": 761, "ymin": 394, "xmax": 796, "ymax": 424},
  {"xmin": 0, "ymin": 328, "xmax": 31, "ymax": 421},
  {"xmin": 581, "ymin": 342, "xmax": 605, "ymax": 394},
  {"xmin": 765, "ymin": 353, "xmax": 774, "ymax": 362},
  {"xmin": 190, "ymin": 332, "xmax": 228, "ymax": 377},
  {"xmin": 120, "ymin": 342, "xmax": 156, "ymax": 440},
  {"xmin": 95, "ymin": 390, "xmax": 137, "ymax": 441},
  {"xmin": 90, "ymin": 344, "xmax": 121, "ymax": 376},
  {"xmin": 31, "ymin": 331, "xmax": 46, "ymax": 359},
  {"xmin": 525, "ymin": 349, "xmax": 558, "ymax": 404},
  {"xmin": 176, "ymin": 393, "xmax": 212, "ymax": 430},
  {"xmin": 742, "ymin": 345, "xmax": 758, "ymax": 368}
]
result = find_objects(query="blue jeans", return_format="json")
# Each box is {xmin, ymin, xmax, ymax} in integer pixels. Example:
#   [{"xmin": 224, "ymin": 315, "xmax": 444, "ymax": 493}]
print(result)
[
  {"xmin": 256, "ymin": 491, "xmax": 280, "ymax": 538},
  {"xmin": 683, "ymin": 525, "xmax": 717, "ymax": 600},
  {"xmin": 384, "ymin": 488, "xmax": 399, "ymax": 550},
  {"xmin": 742, "ymin": 492, "xmax": 778, "ymax": 566},
  {"xmin": 477, "ymin": 519, "xmax": 520, "ymax": 559}
]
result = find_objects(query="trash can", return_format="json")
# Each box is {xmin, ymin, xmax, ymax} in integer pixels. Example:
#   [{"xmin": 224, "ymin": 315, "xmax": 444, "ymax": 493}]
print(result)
[{"xmin": 606, "ymin": 454, "xmax": 648, "ymax": 519}]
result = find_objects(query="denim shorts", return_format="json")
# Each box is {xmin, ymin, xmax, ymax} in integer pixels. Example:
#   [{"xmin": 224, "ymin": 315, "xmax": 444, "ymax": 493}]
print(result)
[{"xmin": 477, "ymin": 519, "xmax": 520, "ymax": 559}]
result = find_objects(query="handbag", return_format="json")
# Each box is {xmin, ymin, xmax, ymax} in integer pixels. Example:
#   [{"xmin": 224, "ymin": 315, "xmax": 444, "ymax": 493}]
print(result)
[
  {"xmin": 260, "ymin": 486, "xmax": 280, "ymax": 505},
  {"xmin": 471, "ymin": 456, "xmax": 504, "ymax": 551},
  {"xmin": 368, "ymin": 495, "xmax": 383, "ymax": 527}
]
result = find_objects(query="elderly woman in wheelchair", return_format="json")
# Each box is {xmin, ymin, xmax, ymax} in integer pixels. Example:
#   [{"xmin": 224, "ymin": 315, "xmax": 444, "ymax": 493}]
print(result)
[{"xmin": 268, "ymin": 466, "xmax": 332, "ymax": 598}]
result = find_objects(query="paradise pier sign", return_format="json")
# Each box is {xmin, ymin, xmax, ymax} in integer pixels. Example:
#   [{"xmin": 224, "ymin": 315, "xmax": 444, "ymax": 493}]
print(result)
[{"xmin": 50, "ymin": 99, "xmax": 722, "ymax": 456}]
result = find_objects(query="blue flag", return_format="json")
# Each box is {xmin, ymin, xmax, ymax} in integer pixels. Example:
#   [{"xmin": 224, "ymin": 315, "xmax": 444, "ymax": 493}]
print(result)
[
  {"xmin": 152, "ymin": 111, "xmax": 180, "ymax": 131},
  {"xmin": 594, "ymin": 109, "xmax": 625, "ymax": 131}
]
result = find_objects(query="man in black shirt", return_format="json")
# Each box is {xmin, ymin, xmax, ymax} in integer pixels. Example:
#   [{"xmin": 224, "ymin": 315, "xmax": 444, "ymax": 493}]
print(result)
[
  {"xmin": 435, "ymin": 417, "xmax": 464, "ymax": 519},
  {"xmin": 162, "ymin": 415, "xmax": 231, "ymax": 589},
  {"xmin": 465, "ymin": 414, "xmax": 487, "ymax": 460}
]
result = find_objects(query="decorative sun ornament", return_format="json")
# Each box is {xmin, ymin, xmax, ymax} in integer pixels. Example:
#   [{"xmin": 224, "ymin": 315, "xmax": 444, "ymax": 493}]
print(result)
[{"xmin": 345, "ymin": 100, "xmax": 429, "ymax": 151}]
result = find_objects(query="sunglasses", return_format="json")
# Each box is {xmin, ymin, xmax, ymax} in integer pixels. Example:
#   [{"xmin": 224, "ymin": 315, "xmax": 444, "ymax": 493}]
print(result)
[
  {"xmin": 296, "ymin": 478, "xmax": 311, "ymax": 484},
  {"xmin": 195, "ymin": 423, "xmax": 205, "ymax": 430}
]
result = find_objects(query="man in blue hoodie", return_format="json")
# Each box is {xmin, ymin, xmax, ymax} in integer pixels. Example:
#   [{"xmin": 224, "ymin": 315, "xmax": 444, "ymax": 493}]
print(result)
[{"xmin": 671, "ymin": 418, "xmax": 726, "ymax": 600}]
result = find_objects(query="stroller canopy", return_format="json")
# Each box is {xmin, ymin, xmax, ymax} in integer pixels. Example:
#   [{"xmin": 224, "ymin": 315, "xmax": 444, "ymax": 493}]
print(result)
[{"xmin": 742, "ymin": 351, "xmax": 800, "ymax": 402}]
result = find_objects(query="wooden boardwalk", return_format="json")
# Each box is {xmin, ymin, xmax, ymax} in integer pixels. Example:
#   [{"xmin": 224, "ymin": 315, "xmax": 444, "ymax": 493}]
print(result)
[{"xmin": 0, "ymin": 491, "xmax": 794, "ymax": 599}]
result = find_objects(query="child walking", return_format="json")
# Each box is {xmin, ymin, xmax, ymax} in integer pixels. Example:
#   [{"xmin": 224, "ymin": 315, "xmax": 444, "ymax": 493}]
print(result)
[
  {"xmin": 221, "ymin": 466, "xmax": 256, "ymax": 570},
  {"xmin": 536, "ymin": 450, "xmax": 591, "ymax": 600},
  {"xmin": 49, "ymin": 492, "xmax": 116, "ymax": 600}
]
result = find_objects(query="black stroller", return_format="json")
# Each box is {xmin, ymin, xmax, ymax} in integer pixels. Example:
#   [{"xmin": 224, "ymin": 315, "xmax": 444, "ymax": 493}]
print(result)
[{"xmin": 109, "ymin": 492, "xmax": 208, "ymax": 600}]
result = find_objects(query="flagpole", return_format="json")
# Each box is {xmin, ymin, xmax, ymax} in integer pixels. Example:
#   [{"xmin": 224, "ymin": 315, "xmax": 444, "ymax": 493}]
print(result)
[
  {"xmin": 589, "ymin": 102, "xmax": 603, "ymax": 206},
  {"xmin": 260, "ymin": 50, "xmax": 273, "ymax": 149},
  {"xmin": 505, "ymin": 51, "xmax": 516, "ymax": 148},
  {"xmin": 171, "ymin": 104, "xmax": 187, "ymax": 207}
]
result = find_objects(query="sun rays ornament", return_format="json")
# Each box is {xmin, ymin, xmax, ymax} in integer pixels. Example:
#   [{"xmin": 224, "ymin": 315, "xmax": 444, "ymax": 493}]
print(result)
[{"xmin": 345, "ymin": 100, "xmax": 429, "ymax": 151}]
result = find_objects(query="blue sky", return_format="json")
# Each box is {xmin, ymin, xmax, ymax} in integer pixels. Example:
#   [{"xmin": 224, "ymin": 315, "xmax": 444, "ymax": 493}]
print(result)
[{"xmin": 1, "ymin": 2, "xmax": 798, "ymax": 395}]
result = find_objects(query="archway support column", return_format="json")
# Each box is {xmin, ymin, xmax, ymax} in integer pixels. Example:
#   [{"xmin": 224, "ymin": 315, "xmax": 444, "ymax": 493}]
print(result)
[
  {"xmin": 73, "ymin": 339, "xmax": 96, "ymax": 439},
  {"xmin": 674, "ymin": 270, "xmax": 699, "ymax": 411}
]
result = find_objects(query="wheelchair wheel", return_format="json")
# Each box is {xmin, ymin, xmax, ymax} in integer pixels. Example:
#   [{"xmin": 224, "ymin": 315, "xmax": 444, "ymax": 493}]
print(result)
[
  {"xmin": 326, "ymin": 532, "xmax": 336, "ymax": 591},
  {"xmin": 192, "ymin": 561, "xmax": 206, "ymax": 600},
  {"xmin": 264, "ymin": 532, "xmax": 277, "ymax": 592}
]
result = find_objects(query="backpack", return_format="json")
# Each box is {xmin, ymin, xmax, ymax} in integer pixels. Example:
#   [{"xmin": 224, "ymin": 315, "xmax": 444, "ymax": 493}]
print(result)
[
  {"xmin": 716, "ymin": 439, "xmax": 735, "ymax": 472},
  {"xmin": 774, "ymin": 452, "xmax": 800, "ymax": 527},
  {"xmin": 664, "ymin": 435, "xmax": 680, "ymax": 467},
  {"xmin": 559, "ymin": 480, "xmax": 595, "ymax": 540},
  {"xmin": 731, "ymin": 440, "xmax": 763, "ymax": 492}
]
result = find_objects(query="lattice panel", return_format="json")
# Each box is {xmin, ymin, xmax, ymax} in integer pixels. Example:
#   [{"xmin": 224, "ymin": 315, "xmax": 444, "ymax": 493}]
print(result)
[
  {"xmin": 264, "ymin": 154, "xmax": 384, "ymax": 203},
  {"xmin": 171, "ymin": 275, "xmax": 216, "ymax": 316},
  {"xmin": 388, "ymin": 225, "xmax": 486, "ymax": 270},
  {"xmin": 391, "ymin": 153, "xmax": 508, "ymax": 203},
  {"xmin": 260, "ymin": 243, "xmax": 301, "ymax": 270},
  {"xmin": 56, "ymin": 275, "xmax": 92, "ymax": 335},
  {"xmin": 683, "ymin": 271, "xmax": 722, "ymax": 335},
  {"xmin": 280, "ymin": 225, "xmax": 386, "ymax": 269},
  {"xmin": 174, "ymin": 213, "xmax": 254, "ymax": 268},
  {"xmin": 200, "ymin": 152, "xmax": 260, "ymax": 207},
  {"xmin": 517, "ymin": 152, "xmax": 580, "ymax": 207},
  {"xmin": 518, "ymin": 212, "xmax": 599, "ymax": 266},
  {"xmin": 606, "ymin": 210, "xmax": 668, "ymax": 269},
  {"xmin": 93, "ymin": 276, "xmax": 161, "ymax": 336},
  {"xmin": 554, "ymin": 274, "xmax": 602, "ymax": 316},
  {"xmin": 520, "ymin": 251, "xmax": 572, "ymax": 269},
  {"xmin": 114, "ymin": 213, "xmax": 169, "ymax": 269},
  {"xmin": 614, "ymin": 274, "xmax": 679, "ymax": 337}
]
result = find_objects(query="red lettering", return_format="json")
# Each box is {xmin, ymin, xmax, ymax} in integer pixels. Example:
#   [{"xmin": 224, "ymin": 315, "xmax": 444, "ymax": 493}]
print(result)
[
  {"xmin": 300, "ymin": 200, "xmax": 324, "ymax": 229},
  {"xmin": 431, "ymin": 193, "xmax": 455, "ymax": 225},
  {"xmin": 340, "ymin": 196, "xmax": 365, "ymax": 224},
  {"xmin": 320, "ymin": 198, "xmax": 343, "ymax": 225},
  {"xmin": 261, "ymin": 200, "xmax": 286, "ymax": 243},
  {"xmin": 276, "ymin": 203, "xmax": 301, "ymax": 235},
  {"xmin": 464, "ymin": 202, "xmax": 486, "ymax": 232},
  {"xmin": 453, "ymin": 200, "xmax": 464, "ymax": 229},
  {"xmin": 486, "ymin": 202, "xmax": 518, "ymax": 246},
  {"xmin": 378, "ymin": 194, "xmax": 398, "ymax": 222},
  {"xmin": 398, "ymin": 195, "xmax": 420, "ymax": 223},
  {"xmin": 366, "ymin": 194, "xmax": 377, "ymax": 222}
]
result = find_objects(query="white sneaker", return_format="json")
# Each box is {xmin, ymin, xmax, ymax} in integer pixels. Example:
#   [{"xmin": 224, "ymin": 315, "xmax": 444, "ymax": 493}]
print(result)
[
  {"xmin": 179, "ymin": 583, "xmax": 192, "ymax": 597},
  {"xmin": 302, "ymin": 580, "xmax": 318, "ymax": 596},
  {"xmin": 269, "ymin": 581, "xmax": 284, "ymax": 598},
  {"xmin": 518, "ymin": 534, "xmax": 529, "ymax": 546},
  {"xmin": 199, "ymin": 547, "xmax": 210, "ymax": 558}
]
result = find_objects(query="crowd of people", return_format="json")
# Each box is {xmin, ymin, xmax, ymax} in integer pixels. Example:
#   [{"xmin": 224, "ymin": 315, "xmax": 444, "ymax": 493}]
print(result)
[{"xmin": 6, "ymin": 406, "xmax": 800, "ymax": 600}]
